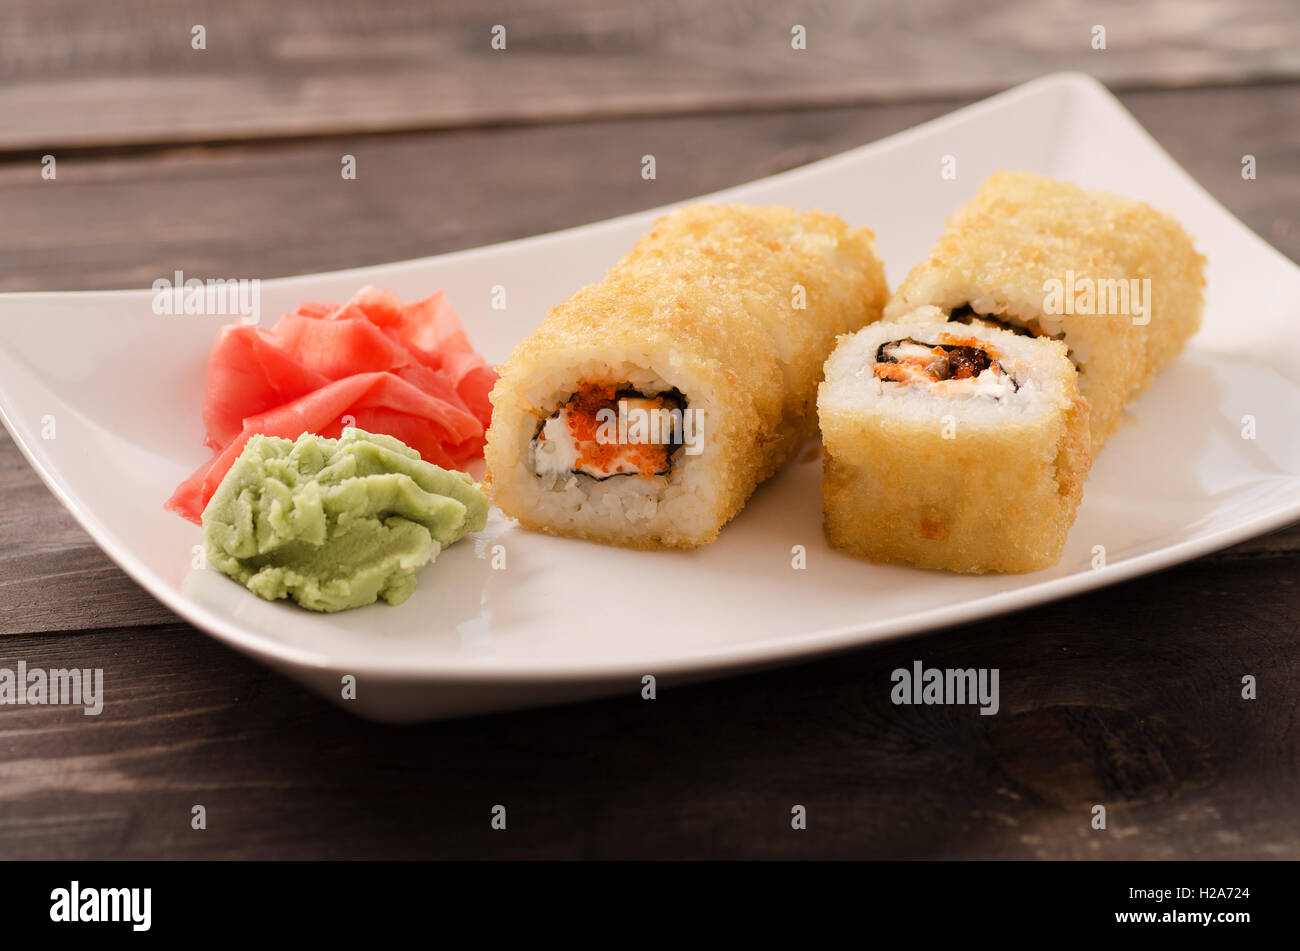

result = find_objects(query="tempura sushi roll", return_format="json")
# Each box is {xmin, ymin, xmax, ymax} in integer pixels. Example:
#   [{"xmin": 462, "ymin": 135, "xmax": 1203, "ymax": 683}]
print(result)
[
  {"xmin": 819, "ymin": 308, "xmax": 1091, "ymax": 573},
  {"xmin": 486, "ymin": 203, "xmax": 888, "ymax": 549},
  {"xmin": 884, "ymin": 171, "xmax": 1204, "ymax": 450}
]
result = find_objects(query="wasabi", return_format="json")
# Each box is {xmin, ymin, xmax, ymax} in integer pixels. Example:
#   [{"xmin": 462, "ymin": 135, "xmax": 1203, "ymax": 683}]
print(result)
[{"xmin": 202, "ymin": 428, "xmax": 488, "ymax": 611}]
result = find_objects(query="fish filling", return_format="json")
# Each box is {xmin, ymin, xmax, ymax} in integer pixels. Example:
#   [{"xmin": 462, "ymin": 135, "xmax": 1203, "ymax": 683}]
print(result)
[
  {"xmin": 873, "ymin": 337, "xmax": 1019, "ymax": 396},
  {"xmin": 533, "ymin": 383, "xmax": 688, "ymax": 480}
]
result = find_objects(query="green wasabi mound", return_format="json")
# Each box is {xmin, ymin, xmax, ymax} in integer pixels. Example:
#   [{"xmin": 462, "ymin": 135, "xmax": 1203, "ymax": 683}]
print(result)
[{"xmin": 202, "ymin": 428, "xmax": 488, "ymax": 612}]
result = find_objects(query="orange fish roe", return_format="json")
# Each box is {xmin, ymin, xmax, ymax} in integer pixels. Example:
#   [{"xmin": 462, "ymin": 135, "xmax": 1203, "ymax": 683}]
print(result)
[{"xmin": 562, "ymin": 383, "xmax": 678, "ymax": 478}]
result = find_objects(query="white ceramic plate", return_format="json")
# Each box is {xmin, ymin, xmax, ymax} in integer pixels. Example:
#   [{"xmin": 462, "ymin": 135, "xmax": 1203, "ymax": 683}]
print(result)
[{"xmin": 2, "ymin": 73, "xmax": 1297, "ymax": 722}]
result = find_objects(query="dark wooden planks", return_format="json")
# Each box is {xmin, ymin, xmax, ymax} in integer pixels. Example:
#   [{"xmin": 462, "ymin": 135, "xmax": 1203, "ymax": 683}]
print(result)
[
  {"xmin": 0, "ymin": 60, "xmax": 1296, "ymax": 859},
  {"xmin": 0, "ymin": 429, "xmax": 179, "ymax": 634},
  {"xmin": 0, "ymin": 554, "xmax": 1294, "ymax": 859},
  {"xmin": 0, "ymin": 98, "xmax": 959, "ymax": 293},
  {"xmin": 3, "ymin": 0, "xmax": 1298, "ymax": 151},
  {"xmin": 0, "ymin": 85, "xmax": 1295, "ymax": 296}
]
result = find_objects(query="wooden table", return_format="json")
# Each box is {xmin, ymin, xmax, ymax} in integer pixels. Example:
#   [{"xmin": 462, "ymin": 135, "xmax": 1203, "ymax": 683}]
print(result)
[{"xmin": 1, "ymin": 1, "xmax": 1297, "ymax": 859}]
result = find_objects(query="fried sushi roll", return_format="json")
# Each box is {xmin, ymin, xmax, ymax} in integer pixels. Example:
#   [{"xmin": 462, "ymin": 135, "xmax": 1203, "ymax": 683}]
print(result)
[
  {"xmin": 884, "ymin": 171, "xmax": 1205, "ymax": 450},
  {"xmin": 819, "ymin": 308, "xmax": 1091, "ymax": 573},
  {"xmin": 485, "ymin": 203, "xmax": 888, "ymax": 549}
]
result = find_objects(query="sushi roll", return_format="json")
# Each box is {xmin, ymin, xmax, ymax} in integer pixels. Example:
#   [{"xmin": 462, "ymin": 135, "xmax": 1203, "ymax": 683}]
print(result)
[
  {"xmin": 819, "ymin": 307, "xmax": 1091, "ymax": 573},
  {"xmin": 884, "ymin": 171, "xmax": 1205, "ymax": 450},
  {"xmin": 485, "ymin": 203, "xmax": 888, "ymax": 549}
]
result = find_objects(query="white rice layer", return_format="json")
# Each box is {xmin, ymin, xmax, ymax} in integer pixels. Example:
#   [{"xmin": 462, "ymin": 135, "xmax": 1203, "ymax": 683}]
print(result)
[
  {"xmin": 492, "ymin": 349, "xmax": 724, "ymax": 543},
  {"xmin": 820, "ymin": 307, "xmax": 1077, "ymax": 430}
]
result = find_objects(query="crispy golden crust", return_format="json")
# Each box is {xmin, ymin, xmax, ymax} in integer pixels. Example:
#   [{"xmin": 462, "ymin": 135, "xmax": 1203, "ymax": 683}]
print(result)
[
  {"xmin": 821, "ymin": 396, "xmax": 1091, "ymax": 573},
  {"xmin": 818, "ymin": 318, "xmax": 1092, "ymax": 574},
  {"xmin": 884, "ymin": 170, "xmax": 1205, "ymax": 450},
  {"xmin": 485, "ymin": 203, "xmax": 888, "ymax": 548}
]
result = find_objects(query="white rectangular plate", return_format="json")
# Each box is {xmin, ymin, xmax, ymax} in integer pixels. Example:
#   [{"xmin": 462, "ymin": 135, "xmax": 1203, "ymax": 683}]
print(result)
[{"xmin": 2, "ymin": 73, "xmax": 1297, "ymax": 722}]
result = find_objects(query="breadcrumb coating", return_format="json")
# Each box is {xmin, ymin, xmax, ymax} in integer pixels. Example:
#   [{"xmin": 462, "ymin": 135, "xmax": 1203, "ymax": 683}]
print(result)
[
  {"xmin": 884, "ymin": 170, "xmax": 1205, "ymax": 450},
  {"xmin": 485, "ymin": 203, "xmax": 888, "ymax": 548},
  {"xmin": 819, "ymin": 316, "xmax": 1092, "ymax": 573}
]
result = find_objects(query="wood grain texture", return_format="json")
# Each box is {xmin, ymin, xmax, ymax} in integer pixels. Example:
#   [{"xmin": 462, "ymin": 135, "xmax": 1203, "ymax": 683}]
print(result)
[
  {"xmin": 0, "ymin": 40, "xmax": 1297, "ymax": 857},
  {"xmin": 0, "ymin": 554, "xmax": 1293, "ymax": 859},
  {"xmin": 3, "ymin": 0, "xmax": 1298, "ymax": 151},
  {"xmin": 0, "ymin": 85, "xmax": 1295, "ymax": 295},
  {"xmin": 0, "ymin": 429, "xmax": 179, "ymax": 634}
]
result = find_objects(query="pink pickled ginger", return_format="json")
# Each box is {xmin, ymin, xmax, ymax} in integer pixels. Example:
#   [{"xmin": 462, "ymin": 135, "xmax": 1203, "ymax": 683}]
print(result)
[{"xmin": 166, "ymin": 286, "xmax": 496, "ymax": 524}]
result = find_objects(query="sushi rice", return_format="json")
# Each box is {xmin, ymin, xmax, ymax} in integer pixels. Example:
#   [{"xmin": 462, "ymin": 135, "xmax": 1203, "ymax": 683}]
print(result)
[
  {"xmin": 485, "ymin": 203, "xmax": 888, "ymax": 549},
  {"xmin": 818, "ymin": 307, "xmax": 1091, "ymax": 573}
]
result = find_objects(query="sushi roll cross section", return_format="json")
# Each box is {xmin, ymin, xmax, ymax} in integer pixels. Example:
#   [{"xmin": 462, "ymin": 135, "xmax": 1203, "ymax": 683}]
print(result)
[
  {"xmin": 531, "ymin": 384, "xmax": 688, "ymax": 481},
  {"xmin": 485, "ymin": 203, "xmax": 888, "ymax": 549},
  {"xmin": 819, "ymin": 308, "xmax": 1091, "ymax": 574}
]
